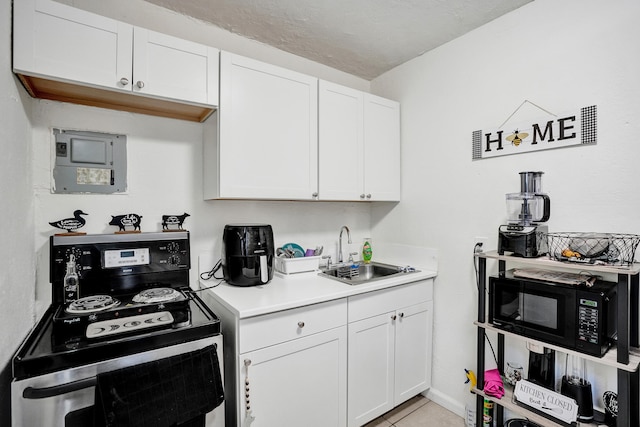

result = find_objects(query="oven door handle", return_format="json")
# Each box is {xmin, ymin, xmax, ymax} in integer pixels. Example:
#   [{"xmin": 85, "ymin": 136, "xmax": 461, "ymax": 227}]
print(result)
[{"xmin": 22, "ymin": 377, "xmax": 97, "ymax": 399}]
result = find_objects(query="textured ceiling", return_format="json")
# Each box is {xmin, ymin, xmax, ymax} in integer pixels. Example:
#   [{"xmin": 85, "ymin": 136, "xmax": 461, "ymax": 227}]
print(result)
[{"xmin": 143, "ymin": 0, "xmax": 532, "ymax": 80}]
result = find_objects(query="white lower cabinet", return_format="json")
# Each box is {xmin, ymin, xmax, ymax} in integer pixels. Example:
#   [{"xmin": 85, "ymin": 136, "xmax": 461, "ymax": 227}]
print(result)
[
  {"xmin": 347, "ymin": 280, "xmax": 433, "ymax": 427},
  {"xmin": 204, "ymin": 280, "xmax": 432, "ymax": 427},
  {"xmin": 234, "ymin": 299, "xmax": 348, "ymax": 427},
  {"xmin": 239, "ymin": 326, "xmax": 347, "ymax": 427}
]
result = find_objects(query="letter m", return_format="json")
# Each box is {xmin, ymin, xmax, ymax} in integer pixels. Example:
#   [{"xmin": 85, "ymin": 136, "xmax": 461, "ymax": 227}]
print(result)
[{"xmin": 532, "ymin": 121, "xmax": 554, "ymax": 144}]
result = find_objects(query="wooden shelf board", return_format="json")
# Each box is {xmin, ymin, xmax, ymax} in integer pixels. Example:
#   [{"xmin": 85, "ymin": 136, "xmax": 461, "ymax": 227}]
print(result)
[
  {"xmin": 472, "ymin": 387, "xmax": 601, "ymax": 427},
  {"xmin": 476, "ymin": 321, "xmax": 640, "ymax": 372},
  {"xmin": 476, "ymin": 250, "xmax": 640, "ymax": 276},
  {"xmin": 18, "ymin": 74, "xmax": 215, "ymax": 123}
]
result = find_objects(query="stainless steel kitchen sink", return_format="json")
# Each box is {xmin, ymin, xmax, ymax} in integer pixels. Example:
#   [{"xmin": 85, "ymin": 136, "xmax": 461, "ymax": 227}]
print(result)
[{"xmin": 319, "ymin": 261, "xmax": 419, "ymax": 285}]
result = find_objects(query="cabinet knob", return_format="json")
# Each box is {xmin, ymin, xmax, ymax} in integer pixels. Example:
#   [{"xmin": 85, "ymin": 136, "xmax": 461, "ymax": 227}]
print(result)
[
  {"xmin": 366, "ymin": 194, "xmax": 372, "ymax": 199},
  {"xmin": 136, "ymin": 80, "xmax": 145, "ymax": 89},
  {"xmin": 391, "ymin": 314, "xmax": 397, "ymax": 321},
  {"xmin": 298, "ymin": 321, "xmax": 305, "ymax": 328},
  {"xmin": 119, "ymin": 77, "xmax": 129, "ymax": 86},
  {"xmin": 312, "ymin": 192, "xmax": 318, "ymax": 198},
  {"xmin": 360, "ymin": 194, "xmax": 365, "ymax": 199},
  {"xmin": 399, "ymin": 312, "xmax": 404, "ymax": 318}
]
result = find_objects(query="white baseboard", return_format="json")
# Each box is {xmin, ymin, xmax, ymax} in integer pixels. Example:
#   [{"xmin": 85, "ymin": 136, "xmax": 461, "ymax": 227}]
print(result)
[{"xmin": 422, "ymin": 388, "xmax": 466, "ymax": 418}]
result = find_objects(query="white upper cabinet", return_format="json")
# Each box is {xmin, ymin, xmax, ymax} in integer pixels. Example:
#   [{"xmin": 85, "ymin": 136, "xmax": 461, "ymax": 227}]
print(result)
[
  {"xmin": 364, "ymin": 94, "xmax": 401, "ymax": 201},
  {"xmin": 215, "ymin": 51, "xmax": 319, "ymax": 200},
  {"xmin": 13, "ymin": 0, "xmax": 218, "ymax": 121},
  {"xmin": 318, "ymin": 81, "xmax": 400, "ymax": 201},
  {"xmin": 14, "ymin": 0, "xmax": 133, "ymax": 91},
  {"xmin": 132, "ymin": 28, "xmax": 219, "ymax": 105},
  {"xmin": 318, "ymin": 81, "xmax": 365, "ymax": 200}
]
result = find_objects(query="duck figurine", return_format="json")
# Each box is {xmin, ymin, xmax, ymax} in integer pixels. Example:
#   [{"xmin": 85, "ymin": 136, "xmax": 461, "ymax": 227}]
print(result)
[{"xmin": 49, "ymin": 210, "xmax": 88, "ymax": 233}]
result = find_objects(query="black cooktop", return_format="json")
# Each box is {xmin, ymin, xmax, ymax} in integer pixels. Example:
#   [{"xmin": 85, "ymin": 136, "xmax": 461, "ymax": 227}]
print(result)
[{"xmin": 13, "ymin": 291, "xmax": 220, "ymax": 380}]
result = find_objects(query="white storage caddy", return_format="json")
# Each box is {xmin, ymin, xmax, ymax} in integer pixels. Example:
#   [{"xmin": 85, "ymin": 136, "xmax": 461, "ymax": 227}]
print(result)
[{"xmin": 275, "ymin": 256, "xmax": 321, "ymax": 274}]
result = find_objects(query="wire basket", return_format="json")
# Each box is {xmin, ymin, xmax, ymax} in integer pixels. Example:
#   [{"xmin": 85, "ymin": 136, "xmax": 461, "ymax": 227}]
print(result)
[
  {"xmin": 547, "ymin": 232, "xmax": 640, "ymax": 266},
  {"xmin": 337, "ymin": 265, "xmax": 359, "ymax": 279}
]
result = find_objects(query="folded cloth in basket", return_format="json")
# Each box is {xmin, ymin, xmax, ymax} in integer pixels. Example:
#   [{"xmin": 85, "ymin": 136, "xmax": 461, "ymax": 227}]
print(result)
[
  {"xmin": 483, "ymin": 368, "xmax": 505, "ymax": 399},
  {"xmin": 94, "ymin": 344, "xmax": 224, "ymax": 427}
]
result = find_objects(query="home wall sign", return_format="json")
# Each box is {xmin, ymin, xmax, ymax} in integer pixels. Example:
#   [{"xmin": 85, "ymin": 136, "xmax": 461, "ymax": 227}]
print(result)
[{"xmin": 472, "ymin": 104, "xmax": 597, "ymax": 160}]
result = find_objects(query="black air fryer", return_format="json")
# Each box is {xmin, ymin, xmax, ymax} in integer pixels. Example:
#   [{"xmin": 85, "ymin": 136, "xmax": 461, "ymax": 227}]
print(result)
[{"xmin": 222, "ymin": 224, "xmax": 274, "ymax": 287}]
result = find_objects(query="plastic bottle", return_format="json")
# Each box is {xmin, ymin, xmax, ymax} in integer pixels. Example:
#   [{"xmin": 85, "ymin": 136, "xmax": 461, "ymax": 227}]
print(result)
[
  {"xmin": 362, "ymin": 238, "xmax": 372, "ymax": 264},
  {"xmin": 482, "ymin": 398, "xmax": 493, "ymax": 427},
  {"xmin": 64, "ymin": 254, "xmax": 80, "ymax": 303}
]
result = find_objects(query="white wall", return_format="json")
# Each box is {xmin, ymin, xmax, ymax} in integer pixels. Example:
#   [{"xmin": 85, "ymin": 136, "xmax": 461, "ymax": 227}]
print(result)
[
  {"xmin": 0, "ymin": 0, "xmax": 36, "ymax": 371},
  {"xmin": 372, "ymin": 0, "xmax": 640, "ymax": 416},
  {"xmin": 0, "ymin": 0, "xmax": 35, "ymax": 422}
]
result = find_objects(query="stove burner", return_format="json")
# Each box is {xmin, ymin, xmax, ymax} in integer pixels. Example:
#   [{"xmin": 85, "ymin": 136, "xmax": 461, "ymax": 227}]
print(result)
[
  {"xmin": 132, "ymin": 287, "xmax": 182, "ymax": 304},
  {"xmin": 66, "ymin": 295, "xmax": 120, "ymax": 314}
]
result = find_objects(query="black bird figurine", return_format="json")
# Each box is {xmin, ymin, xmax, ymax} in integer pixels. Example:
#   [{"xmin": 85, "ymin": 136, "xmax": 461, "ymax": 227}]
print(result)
[{"xmin": 49, "ymin": 210, "xmax": 88, "ymax": 233}]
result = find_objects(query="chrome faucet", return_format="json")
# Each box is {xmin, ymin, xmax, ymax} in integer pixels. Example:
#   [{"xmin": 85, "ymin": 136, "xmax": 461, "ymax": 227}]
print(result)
[{"xmin": 338, "ymin": 226, "xmax": 352, "ymax": 263}]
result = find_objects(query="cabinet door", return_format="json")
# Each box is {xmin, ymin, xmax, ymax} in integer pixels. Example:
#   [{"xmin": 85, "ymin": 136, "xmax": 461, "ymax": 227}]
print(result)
[
  {"xmin": 347, "ymin": 312, "xmax": 395, "ymax": 427},
  {"xmin": 133, "ymin": 28, "xmax": 219, "ymax": 106},
  {"xmin": 239, "ymin": 327, "xmax": 347, "ymax": 427},
  {"xmin": 219, "ymin": 52, "xmax": 318, "ymax": 200},
  {"xmin": 363, "ymin": 94, "xmax": 401, "ymax": 201},
  {"xmin": 394, "ymin": 301, "xmax": 433, "ymax": 404},
  {"xmin": 318, "ymin": 81, "xmax": 364, "ymax": 200},
  {"xmin": 14, "ymin": 0, "xmax": 133, "ymax": 92}
]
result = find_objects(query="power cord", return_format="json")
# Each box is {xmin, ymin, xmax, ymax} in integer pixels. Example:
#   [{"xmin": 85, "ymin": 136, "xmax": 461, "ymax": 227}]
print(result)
[
  {"xmin": 473, "ymin": 242, "xmax": 500, "ymax": 371},
  {"xmin": 200, "ymin": 259, "xmax": 223, "ymax": 280},
  {"xmin": 194, "ymin": 259, "xmax": 225, "ymax": 291}
]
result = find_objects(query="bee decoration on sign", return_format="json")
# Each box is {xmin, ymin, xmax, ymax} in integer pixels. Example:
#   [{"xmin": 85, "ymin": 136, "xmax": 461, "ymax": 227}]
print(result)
[{"xmin": 506, "ymin": 129, "xmax": 529, "ymax": 147}]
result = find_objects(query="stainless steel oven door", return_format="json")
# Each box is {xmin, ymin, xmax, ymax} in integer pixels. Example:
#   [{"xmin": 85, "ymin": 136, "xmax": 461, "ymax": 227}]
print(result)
[{"xmin": 12, "ymin": 335, "xmax": 224, "ymax": 427}]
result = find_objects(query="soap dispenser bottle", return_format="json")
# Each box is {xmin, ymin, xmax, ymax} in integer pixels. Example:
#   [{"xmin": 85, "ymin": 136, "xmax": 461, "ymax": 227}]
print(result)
[
  {"xmin": 64, "ymin": 254, "xmax": 80, "ymax": 303},
  {"xmin": 362, "ymin": 238, "xmax": 372, "ymax": 264}
]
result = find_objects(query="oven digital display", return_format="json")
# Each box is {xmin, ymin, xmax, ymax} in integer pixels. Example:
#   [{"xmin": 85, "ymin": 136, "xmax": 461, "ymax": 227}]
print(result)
[{"xmin": 103, "ymin": 248, "xmax": 150, "ymax": 268}]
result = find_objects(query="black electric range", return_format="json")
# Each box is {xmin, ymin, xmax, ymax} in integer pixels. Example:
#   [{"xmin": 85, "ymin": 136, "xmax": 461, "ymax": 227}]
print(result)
[{"xmin": 13, "ymin": 231, "xmax": 221, "ymax": 380}]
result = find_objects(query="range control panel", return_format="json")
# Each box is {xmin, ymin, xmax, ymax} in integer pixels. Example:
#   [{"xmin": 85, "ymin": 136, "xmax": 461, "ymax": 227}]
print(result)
[{"xmin": 50, "ymin": 232, "xmax": 190, "ymax": 283}]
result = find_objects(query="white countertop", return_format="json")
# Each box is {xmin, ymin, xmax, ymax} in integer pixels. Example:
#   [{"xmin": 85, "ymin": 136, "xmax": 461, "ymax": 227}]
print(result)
[
  {"xmin": 199, "ymin": 268, "xmax": 437, "ymax": 319},
  {"xmin": 197, "ymin": 243, "xmax": 438, "ymax": 319}
]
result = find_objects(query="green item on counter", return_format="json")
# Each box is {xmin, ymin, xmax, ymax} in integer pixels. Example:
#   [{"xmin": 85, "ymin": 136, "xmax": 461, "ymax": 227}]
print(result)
[
  {"xmin": 362, "ymin": 239, "xmax": 372, "ymax": 264},
  {"xmin": 482, "ymin": 399, "xmax": 493, "ymax": 427}
]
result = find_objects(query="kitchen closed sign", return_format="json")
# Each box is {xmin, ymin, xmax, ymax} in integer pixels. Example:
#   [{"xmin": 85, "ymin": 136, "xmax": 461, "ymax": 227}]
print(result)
[
  {"xmin": 513, "ymin": 380, "xmax": 578, "ymax": 424},
  {"xmin": 472, "ymin": 105, "xmax": 597, "ymax": 160}
]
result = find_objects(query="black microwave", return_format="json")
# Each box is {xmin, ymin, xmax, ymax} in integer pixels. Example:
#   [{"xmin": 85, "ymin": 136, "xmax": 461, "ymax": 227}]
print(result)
[{"xmin": 489, "ymin": 272, "xmax": 617, "ymax": 357}]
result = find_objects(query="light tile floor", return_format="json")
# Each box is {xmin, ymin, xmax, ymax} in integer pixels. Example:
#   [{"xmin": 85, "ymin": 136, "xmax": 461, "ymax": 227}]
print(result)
[{"xmin": 364, "ymin": 395, "xmax": 466, "ymax": 427}]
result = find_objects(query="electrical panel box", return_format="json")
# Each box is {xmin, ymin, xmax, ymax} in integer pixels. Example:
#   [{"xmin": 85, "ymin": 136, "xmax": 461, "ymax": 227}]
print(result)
[{"xmin": 52, "ymin": 129, "xmax": 127, "ymax": 194}]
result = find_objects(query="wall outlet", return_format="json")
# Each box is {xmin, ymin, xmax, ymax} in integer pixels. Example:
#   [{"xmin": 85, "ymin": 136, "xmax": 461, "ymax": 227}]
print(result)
[{"xmin": 474, "ymin": 236, "xmax": 488, "ymax": 253}]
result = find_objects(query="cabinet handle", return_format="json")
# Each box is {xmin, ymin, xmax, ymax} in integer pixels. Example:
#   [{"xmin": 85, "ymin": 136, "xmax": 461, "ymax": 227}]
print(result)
[
  {"xmin": 366, "ymin": 194, "xmax": 372, "ymax": 199},
  {"xmin": 119, "ymin": 77, "xmax": 129, "ymax": 86},
  {"xmin": 298, "ymin": 321, "xmax": 305, "ymax": 328},
  {"xmin": 399, "ymin": 312, "xmax": 404, "ymax": 318},
  {"xmin": 391, "ymin": 314, "xmax": 397, "ymax": 321},
  {"xmin": 243, "ymin": 359, "xmax": 255, "ymax": 425},
  {"xmin": 136, "ymin": 80, "xmax": 145, "ymax": 89}
]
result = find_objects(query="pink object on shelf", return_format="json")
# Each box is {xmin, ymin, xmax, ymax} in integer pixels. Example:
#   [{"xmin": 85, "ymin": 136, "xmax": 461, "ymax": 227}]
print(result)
[{"xmin": 483, "ymin": 368, "xmax": 505, "ymax": 399}]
